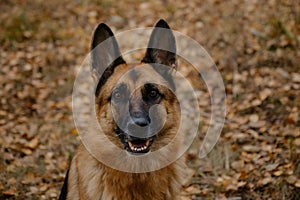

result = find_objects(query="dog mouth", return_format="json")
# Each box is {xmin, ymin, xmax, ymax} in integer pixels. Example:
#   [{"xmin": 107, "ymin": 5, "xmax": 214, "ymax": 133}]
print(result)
[
  {"xmin": 116, "ymin": 126, "xmax": 155, "ymax": 154},
  {"xmin": 126, "ymin": 138, "xmax": 154, "ymax": 154}
]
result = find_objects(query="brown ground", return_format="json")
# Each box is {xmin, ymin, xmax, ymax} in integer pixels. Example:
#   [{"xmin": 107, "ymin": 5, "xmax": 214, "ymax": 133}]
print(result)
[{"xmin": 0, "ymin": 0, "xmax": 299, "ymax": 199}]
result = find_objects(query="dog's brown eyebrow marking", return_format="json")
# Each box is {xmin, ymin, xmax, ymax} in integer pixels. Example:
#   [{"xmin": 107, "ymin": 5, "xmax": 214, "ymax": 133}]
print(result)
[{"xmin": 115, "ymin": 82, "xmax": 127, "ymax": 91}]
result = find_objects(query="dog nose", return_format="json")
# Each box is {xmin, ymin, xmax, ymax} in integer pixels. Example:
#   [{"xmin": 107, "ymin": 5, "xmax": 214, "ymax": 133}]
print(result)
[
  {"xmin": 131, "ymin": 112, "xmax": 150, "ymax": 127},
  {"xmin": 132, "ymin": 117, "xmax": 149, "ymax": 127}
]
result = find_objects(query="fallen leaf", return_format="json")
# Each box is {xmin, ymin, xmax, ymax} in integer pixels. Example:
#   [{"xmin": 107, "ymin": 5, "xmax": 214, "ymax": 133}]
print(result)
[
  {"xmin": 8, "ymin": 177, "xmax": 16, "ymax": 185},
  {"xmin": 273, "ymin": 171, "xmax": 283, "ymax": 176},
  {"xmin": 185, "ymin": 185, "xmax": 201, "ymax": 194},
  {"xmin": 249, "ymin": 121, "xmax": 266, "ymax": 129},
  {"xmin": 294, "ymin": 138, "xmax": 300, "ymax": 146},
  {"xmin": 286, "ymin": 176, "xmax": 297, "ymax": 184},
  {"xmin": 21, "ymin": 148, "xmax": 32, "ymax": 155},
  {"xmin": 295, "ymin": 180, "xmax": 300, "ymax": 188},
  {"xmin": 3, "ymin": 187, "xmax": 16, "ymax": 196},
  {"xmin": 265, "ymin": 163, "xmax": 279, "ymax": 171},
  {"xmin": 259, "ymin": 88, "xmax": 271, "ymax": 101},
  {"xmin": 292, "ymin": 73, "xmax": 300, "ymax": 83},
  {"xmin": 22, "ymin": 172, "xmax": 36, "ymax": 184},
  {"xmin": 231, "ymin": 160, "xmax": 245, "ymax": 171},
  {"xmin": 258, "ymin": 177, "xmax": 273, "ymax": 186},
  {"xmin": 243, "ymin": 145, "xmax": 260, "ymax": 152},
  {"xmin": 249, "ymin": 114, "xmax": 259, "ymax": 123},
  {"xmin": 27, "ymin": 137, "xmax": 39, "ymax": 149}
]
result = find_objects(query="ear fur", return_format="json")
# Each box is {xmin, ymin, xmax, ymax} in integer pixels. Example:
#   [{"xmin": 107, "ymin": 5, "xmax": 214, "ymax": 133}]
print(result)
[
  {"xmin": 91, "ymin": 23, "xmax": 125, "ymax": 95},
  {"xmin": 142, "ymin": 19, "xmax": 177, "ymax": 69}
]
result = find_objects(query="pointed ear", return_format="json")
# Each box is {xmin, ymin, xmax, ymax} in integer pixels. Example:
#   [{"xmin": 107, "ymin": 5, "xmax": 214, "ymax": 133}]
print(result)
[
  {"xmin": 142, "ymin": 19, "xmax": 176, "ymax": 68},
  {"xmin": 91, "ymin": 23, "xmax": 125, "ymax": 81}
]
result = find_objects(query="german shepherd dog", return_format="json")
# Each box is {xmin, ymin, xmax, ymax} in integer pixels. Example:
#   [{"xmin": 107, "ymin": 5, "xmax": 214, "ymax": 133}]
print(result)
[{"xmin": 59, "ymin": 19, "xmax": 186, "ymax": 200}]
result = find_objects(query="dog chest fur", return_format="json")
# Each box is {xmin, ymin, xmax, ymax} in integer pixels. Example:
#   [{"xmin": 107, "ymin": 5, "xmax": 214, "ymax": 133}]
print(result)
[{"xmin": 66, "ymin": 144, "xmax": 184, "ymax": 200}]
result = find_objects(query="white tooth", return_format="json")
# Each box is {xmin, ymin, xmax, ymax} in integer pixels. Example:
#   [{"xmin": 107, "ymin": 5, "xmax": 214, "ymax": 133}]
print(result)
[{"xmin": 128, "ymin": 142, "xmax": 133, "ymax": 148}]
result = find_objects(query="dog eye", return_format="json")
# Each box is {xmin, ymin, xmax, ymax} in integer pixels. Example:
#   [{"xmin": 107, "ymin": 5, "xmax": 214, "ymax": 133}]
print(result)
[
  {"xmin": 149, "ymin": 90, "xmax": 158, "ymax": 98},
  {"xmin": 113, "ymin": 92, "xmax": 122, "ymax": 100},
  {"xmin": 111, "ymin": 83, "xmax": 127, "ymax": 102}
]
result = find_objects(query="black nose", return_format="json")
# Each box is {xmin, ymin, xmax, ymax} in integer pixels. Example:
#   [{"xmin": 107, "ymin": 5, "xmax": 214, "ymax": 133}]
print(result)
[
  {"xmin": 132, "ymin": 117, "xmax": 149, "ymax": 127},
  {"xmin": 131, "ymin": 112, "xmax": 150, "ymax": 127}
]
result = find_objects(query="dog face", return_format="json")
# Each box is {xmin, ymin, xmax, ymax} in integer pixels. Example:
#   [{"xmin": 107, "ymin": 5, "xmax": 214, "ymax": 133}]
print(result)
[{"xmin": 92, "ymin": 20, "xmax": 180, "ymax": 155}]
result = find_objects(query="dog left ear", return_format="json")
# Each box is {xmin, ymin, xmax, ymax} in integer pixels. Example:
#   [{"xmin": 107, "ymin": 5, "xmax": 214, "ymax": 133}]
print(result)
[
  {"xmin": 91, "ymin": 23, "xmax": 126, "ymax": 95},
  {"xmin": 142, "ymin": 19, "xmax": 177, "ymax": 69},
  {"xmin": 91, "ymin": 23, "xmax": 126, "ymax": 76}
]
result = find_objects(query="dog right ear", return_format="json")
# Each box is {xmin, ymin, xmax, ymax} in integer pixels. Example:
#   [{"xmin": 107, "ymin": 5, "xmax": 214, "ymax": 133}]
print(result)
[
  {"xmin": 142, "ymin": 19, "xmax": 177, "ymax": 69},
  {"xmin": 91, "ymin": 23, "xmax": 125, "ymax": 95}
]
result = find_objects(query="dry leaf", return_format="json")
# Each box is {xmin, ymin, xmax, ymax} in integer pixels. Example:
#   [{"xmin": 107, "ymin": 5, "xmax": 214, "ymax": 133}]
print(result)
[
  {"xmin": 295, "ymin": 180, "xmax": 300, "ymax": 188},
  {"xmin": 249, "ymin": 114, "xmax": 259, "ymax": 123},
  {"xmin": 22, "ymin": 172, "xmax": 36, "ymax": 184},
  {"xmin": 243, "ymin": 145, "xmax": 260, "ymax": 153},
  {"xmin": 231, "ymin": 160, "xmax": 245, "ymax": 171},
  {"xmin": 258, "ymin": 177, "xmax": 273, "ymax": 186},
  {"xmin": 3, "ymin": 187, "xmax": 16, "ymax": 196},
  {"xmin": 8, "ymin": 177, "xmax": 16, "ymax": 185},
  {"xmin": 273, "ymin": 171, "xmax": 283, "ymax": 176},
  {"xmin": 286, "ymin": 176, "xmax": 297, "ymax": 184},
  {"xmin": 180, "ymin": 196, "xmax": 191, "ymax": 200},
  {"xmin": 39, "ymin": 184, "xmax": 48, "ymax": 192},
  {"xmin": 265, "ymin": 163, "xmax": 279, "ymax": 171},
  {"xmin": 27, "ymin": 137, "xmax": 39, "ymax": 149},
  {"xmin": 292, "ymin": 73, "xmax": 300, "ymax": 83},
  {"xmin": 259, "ymin": 88, "xmax": 271, "ymax": 101},
  {"xmin": 21, "ymin": 148, "xmax": 32, "ymax": 155},
  {"xmin": 185, "ymin": 185, "xmax": 201, "ymax": 194}
]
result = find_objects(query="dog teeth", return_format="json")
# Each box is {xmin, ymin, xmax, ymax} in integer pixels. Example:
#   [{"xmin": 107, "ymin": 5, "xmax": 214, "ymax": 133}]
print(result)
[
  {"xmin": 128, "ymin": 141, "xmax": 149, "ymax": 152},
  {"xmin": 133, "ymin": 147, "xmax": 145, "ymax": 152}
]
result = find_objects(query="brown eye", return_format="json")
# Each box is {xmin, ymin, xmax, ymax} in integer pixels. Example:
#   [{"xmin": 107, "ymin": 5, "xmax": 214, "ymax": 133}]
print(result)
[
  {"xmin": 149, "ymin": 90, "xmax": 158, "ymax": 98},
  {"xmin": 114, "ymin": 92, "xmax": 121, "ymax": 99}
]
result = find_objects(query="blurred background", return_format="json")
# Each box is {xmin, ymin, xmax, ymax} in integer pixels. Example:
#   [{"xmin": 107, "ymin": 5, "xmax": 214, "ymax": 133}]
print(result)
[{"xmin": 0, "ymin": 0, "xmax": 299, "ymax": 199}]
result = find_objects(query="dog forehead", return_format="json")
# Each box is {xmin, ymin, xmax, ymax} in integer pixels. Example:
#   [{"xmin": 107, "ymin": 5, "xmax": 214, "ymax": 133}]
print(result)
[
  {"xmin": 114, "ymin": 63, "xmax": 165, "ymax": 85},
  {"xmin": 98, "ymin": 63, "xmax": 171, "ymax": 98}
]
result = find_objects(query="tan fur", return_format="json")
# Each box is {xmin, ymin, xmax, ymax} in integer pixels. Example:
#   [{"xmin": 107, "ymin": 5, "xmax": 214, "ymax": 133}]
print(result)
[
  {"xmin": 66, "ymin": 64, "xmax": 186, "ymax": 200},
  {"xmin": 68, "ymin": 144, "xmax": 185, "ymax": 200},
  {"xmin": 62, "ymin": 20, "xmax": 187, "ymax": 199},
  {"xmin": 96, "ymin": 64, "xmax": 180, "ymax": 151}
]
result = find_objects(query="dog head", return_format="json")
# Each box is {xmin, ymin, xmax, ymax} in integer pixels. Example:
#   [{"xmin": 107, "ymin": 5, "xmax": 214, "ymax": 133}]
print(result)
[{"xmin": 91, "ymin": 20, "xmax": 180, "ymax": 155}]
